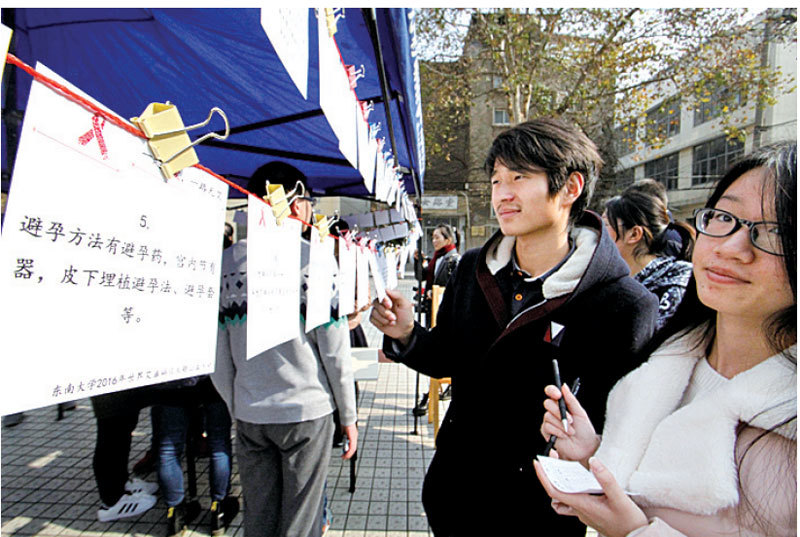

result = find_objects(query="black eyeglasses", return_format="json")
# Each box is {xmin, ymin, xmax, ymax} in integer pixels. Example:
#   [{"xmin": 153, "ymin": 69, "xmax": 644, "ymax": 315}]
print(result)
[{"xmin": 693, "ymin": 207, "xmax": 784, "ymax": 256}]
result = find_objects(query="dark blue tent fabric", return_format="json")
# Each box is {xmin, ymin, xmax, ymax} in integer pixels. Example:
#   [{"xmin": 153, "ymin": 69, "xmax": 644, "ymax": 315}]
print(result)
[{"xmin": 4, "ymin": 8, "xmax": 424, "ymax": 199}]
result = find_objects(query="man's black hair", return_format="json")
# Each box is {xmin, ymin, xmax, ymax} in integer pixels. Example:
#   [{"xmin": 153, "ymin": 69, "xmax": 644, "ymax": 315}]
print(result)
[
  {"xmin": 247, "ymin": 161, "xmax": 308, "ymax": 198},
  {"xmin": 483, "ymin": 117, "xmax": 603, "ymax": 223}
]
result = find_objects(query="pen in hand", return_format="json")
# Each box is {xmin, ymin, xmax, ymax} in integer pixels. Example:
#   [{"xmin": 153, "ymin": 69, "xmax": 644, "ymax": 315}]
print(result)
[
  {"xmin": 551, "ymin": 359, "xmax": 569, "ymax": 432},
  {"xmin": 543, "ymin": 377, "xmax": 581, "ymax": 456}
]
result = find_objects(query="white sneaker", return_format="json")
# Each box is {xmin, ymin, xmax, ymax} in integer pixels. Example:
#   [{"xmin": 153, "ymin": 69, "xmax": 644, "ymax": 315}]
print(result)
[
  {"xmin": 97, "ymin": 491, "xmax": 157, "ymax": 522},
  {"xmin": 125, "ymin": 477, "xmax": 159, "ymax": 495}
]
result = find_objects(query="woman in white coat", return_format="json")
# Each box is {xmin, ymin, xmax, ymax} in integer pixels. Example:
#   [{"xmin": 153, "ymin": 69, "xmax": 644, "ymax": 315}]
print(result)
[{"xmin": 535, "ymin": 142, "xmax": 796, "ymax": 537}]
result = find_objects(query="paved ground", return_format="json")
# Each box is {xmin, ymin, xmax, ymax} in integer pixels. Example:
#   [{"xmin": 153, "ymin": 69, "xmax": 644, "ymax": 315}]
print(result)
[{"xmin": 1, "ymin": 276, "xmax": 443, "ymax": 537}]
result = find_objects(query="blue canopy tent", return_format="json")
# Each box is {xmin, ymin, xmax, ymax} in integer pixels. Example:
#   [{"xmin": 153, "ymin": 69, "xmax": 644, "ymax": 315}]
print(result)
[{"xmin": 2, "ymin": 8, "xmax": 424, "ymax": 201}]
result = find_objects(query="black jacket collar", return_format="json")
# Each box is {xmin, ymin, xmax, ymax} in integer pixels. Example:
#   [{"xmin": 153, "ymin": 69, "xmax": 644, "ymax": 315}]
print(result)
[{"xmin": 476, "ymin": 211, "xmax": 630, "ymax": 330}]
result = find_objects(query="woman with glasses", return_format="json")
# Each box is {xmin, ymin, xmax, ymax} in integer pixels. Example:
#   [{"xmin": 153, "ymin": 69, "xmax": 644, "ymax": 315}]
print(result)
[
  {"xmin": 603, "ymin": 186, "xmax": 695, "ymax": 329},
  {"xmin": 535, "ymin": 141, "xmax": 796, "ymax": 537}
]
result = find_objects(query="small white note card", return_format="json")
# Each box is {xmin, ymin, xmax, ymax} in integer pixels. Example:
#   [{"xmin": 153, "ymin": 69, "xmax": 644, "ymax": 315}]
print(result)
[{"xmin": 536, "ymin": 456, "xmax": 603, "ymax": 494}]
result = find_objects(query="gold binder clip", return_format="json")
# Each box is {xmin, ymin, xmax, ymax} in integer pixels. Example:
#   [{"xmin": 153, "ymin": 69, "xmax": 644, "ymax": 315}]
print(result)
[
  {"xmin": 131, "ymin": 102, "xmax": 229, "ymax": 179},
  {"xmin": 267, "ymin": 184, "xmax": 291, "ymax": 226},
  {"xmin": 325, "ymin": 8, "xmax": 344, "ymax": 37},
  {"xmin": 313, "ymin": 214, "xmax": 330, "ymax": 239},
  {"xmin": 266, "ymin": 180, "xmax": 305, "ymax": 226}
]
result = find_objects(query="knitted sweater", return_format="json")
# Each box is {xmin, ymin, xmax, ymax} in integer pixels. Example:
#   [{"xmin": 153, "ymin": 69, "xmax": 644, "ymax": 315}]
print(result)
[{"xmin": 212, "ymin": 239, "xmax": 357, "ymax": 426}]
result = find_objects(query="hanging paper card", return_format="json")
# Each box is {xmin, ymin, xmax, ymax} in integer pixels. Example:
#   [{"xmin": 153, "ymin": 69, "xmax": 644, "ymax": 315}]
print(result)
[
  {"xmin": 318, "ymin": 11, "xmax": 358, "ymax": 168},
  {"xmin": 355, "ymin": 244, "xmax": 370, "ymax": 309},
  {"xmin": 337, "ymin": 91, "xmax": 359, "ymax": 169},
  {"xmin": 385, "ymin": 249, "xmax": 398, "ymax": 290},
  {"xmin": 261, "ymin": 8, "xmax": 310, "ymax": 100},
  {"xmin": 246, "ymin": 196, "xmax": 302, "ymax": 358},
  {"xmin": 305, "ymin": 227, "xmax": 337, "ymax": 332},
  {"xmin": 337, "ymin": 237, "xmax": 356, "ymax": 317},
  {"xmin": 348, "ymin": 212, "xmax": 374, "ymax": 230},
  {"xmin": 374, "ymin": 209, "xmax": 390, "ymax": 226},
  {"xmin": 356, "ymin": 112, "xmax": 375, "ymax": 191},
  {"xmin": 397, "ymin": 244, "xmax": 409, "ymax": 277},
  {"xmin": 367, "ymin": 246, "xmax": 387, "ymax": 302},
  {"xmin": 0, "ymin": 24, "xmax": 12, "ymax": 104},
  {"xmin": 0, "ymin": 65, "xmax": 228, "ymax": 415},
  {"xmin": 388, "ymin": 208, "xmax": 403, "ymax": 223},
  {"xmin": 394, "ymin": 222, "xmax": 409, "ymax": 238},
  {"xmin": 367, "ymin": 131, "xmax": 379, "ymax": 191}
]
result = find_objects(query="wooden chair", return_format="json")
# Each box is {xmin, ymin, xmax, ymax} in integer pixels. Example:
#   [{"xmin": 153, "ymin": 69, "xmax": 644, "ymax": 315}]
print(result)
[{"xmin": 427, "ymin": 285, "xmax": 451, "ymax": 440}]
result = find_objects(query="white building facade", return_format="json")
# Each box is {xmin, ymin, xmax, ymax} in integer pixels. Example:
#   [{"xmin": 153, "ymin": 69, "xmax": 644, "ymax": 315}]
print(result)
[{"xmin": 616, "ymin": 12, "xmax": 796, "ymax": 222}]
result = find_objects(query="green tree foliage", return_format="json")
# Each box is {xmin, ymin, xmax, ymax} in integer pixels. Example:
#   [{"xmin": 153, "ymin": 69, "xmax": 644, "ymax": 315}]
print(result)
[{"xmin": 418, "ymin": 8, "xmax": 796, "ymax": 201}]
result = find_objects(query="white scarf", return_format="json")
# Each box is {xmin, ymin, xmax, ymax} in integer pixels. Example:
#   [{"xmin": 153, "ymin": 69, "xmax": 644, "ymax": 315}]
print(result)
[
  {"xmin": 595, "ymin": 328, "xmax": 796, "ymax": 515},
  {"xmin": 484, "ymin": 226, "xmax": 598, "ymax": 300}
]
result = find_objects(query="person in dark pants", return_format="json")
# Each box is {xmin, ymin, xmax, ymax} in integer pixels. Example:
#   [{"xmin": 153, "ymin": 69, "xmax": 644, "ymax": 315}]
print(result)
[
  {"xmin": 91, "ymin": 386, "xmax": 159, "ymax": 522},
  {"xmin": 371, "ymin": 117, "xmax": 658, "ymax": 536},
  {"xmin": 213, "ymin": 162, "xmax": 357, "ymax": 537}
]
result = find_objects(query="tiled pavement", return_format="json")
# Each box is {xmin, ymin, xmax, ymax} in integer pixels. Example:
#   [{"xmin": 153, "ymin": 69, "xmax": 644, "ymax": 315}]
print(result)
[{"xmin": 1, "ymin": 276, "xmax": 442, "ymax": 537}]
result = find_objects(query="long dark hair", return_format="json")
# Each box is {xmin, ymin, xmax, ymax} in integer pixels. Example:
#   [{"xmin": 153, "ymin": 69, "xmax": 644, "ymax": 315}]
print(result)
[
  {"xmin": 604, "ymin": 189, "xmax": 695, "ymax": 262},
  {"xmin": 641, "ymin": 141, "xmax": 796, "ymax": 533},
  {"xmin": 646, "ymin": 141, "xmax": 796, "ymax": 357}
]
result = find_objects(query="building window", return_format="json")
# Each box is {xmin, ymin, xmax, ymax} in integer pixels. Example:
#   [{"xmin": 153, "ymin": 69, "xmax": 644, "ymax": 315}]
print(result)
[
  {"xmin": 614, "ymin": 120, "xmax": 637, "ymax": 156},
  {"xmin": 644, "ymin": 152, "xmax": 679, "ymax": 191},
  {"xmin": 615, "ymin": 167, "xmax": 635, "ymax": 189},
  {"xmin": 693, "ymin": 86, "xmax": 745, "ymax": 126},
  {"xmin": 646, "ymin": 98, "xmax": 681, "ymax": 142},
  {"xmin": 493, "ymin": 108, "xmax": 510, "ymax": 126},
  {"xmin": 692, "ymin": 136, "xmax": 744, "ymax": 185},
  {"xmin": 492, "ymin": 75, "xmax": 503, "ymax": 89}
]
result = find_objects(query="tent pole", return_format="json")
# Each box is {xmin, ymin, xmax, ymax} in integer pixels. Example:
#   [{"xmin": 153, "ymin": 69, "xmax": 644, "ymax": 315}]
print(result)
[
  {"xmin": 365, "ymin": 8, "xmax": 425, "ymax": 433},
  {"xmin": 363, "ymin": 8, "xmax": 400, "ymax": 169}
]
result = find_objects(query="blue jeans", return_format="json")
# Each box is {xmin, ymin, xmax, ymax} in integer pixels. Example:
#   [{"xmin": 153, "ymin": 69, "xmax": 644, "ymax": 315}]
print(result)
[{"xmin": 157, "ymin": 399, "xmax": 232, "ymax": 507}]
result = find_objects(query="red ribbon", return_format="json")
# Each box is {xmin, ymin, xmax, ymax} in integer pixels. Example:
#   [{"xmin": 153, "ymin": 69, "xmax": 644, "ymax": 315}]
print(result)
[
  {"xmin": 345, "ymin": 65, "xmax": 359, "ymax": 89},
  {"xmin": 78, "ymin": 114, "xmax": 108, "ymax": 160}
]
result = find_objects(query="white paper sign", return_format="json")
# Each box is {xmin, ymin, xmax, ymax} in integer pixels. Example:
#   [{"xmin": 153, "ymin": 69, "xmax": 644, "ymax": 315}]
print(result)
[
  {"xmin": 397, "ymin": 245, "xmax": 409, "ymax": 277},
  {"xmin": 355, "ymin": 244, "xmax": 370, "ymax": 309},
  {"xmin": 337, "ymin": 92, "xmax": 359, "ymax": 169},
  {"xmin": 261, "ymin": 8, "xmax": 310, "ymax": 99},
  {"xmin": 374, "ymin": 152, "xmax": 387, "ymax": 201},
  {"xmin": 318, "ymin": 12, "xmax": 358, "ymax": 169},
  {"xmin": 357, "ymin": 112, "xmax": 375, "ymax": 191},
  {"xmin": 246, "ymin": 197, "xmax": 301, "ymax": 358},
  {"xmin": 0, "ymin": 65, "xmax": 228, "ymax": 415},
  {"xmin": 394, "ymin": 222, "xmax": 409, "ymax": 239},
  {"xmin": 367, "ymin": 247, "xmax": 386, "ymax": 302},
  {"xmin": 385, "ymin": 249, "xmax": 398, "ymax": 290},
  {"xmin": 337, "ymin": 237, "xmax": 356, "ymax": 317},
  {"xmin": 422, "ymin": 196, "xmax": 458, "ymax": 210},
  {"xmin": 374, "ymin": 209, "xmax": 390, "ymax": 226},
  {"xmin": 305, "ymin": 227, "xmax": 337, "ymax": 332},
  {"xmin": 0, "ymin": 23, "xmax": 12, "ymax": 105},
  {"xmin": 345, "ymin": 212, "xmax": 372, "ymax": 230},
  {"xmin": 389, "ymin": 208, "xmax": 403, "ymax": 223}
]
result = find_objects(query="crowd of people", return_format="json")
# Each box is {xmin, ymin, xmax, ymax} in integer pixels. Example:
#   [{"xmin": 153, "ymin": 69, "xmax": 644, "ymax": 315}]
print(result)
[
  {"xmin": 371, "ymin": 118, "xmax": 796, "ymax": 537},
  {"xmin": 6, "ymin": 117, "xmax": 795, "ymax": 537}
]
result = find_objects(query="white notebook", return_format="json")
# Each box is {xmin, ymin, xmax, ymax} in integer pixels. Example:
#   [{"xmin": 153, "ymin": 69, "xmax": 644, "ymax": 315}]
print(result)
[
  {"xmin": 537, "ymin": 455, "xmax": 639, "ymax": 496},
  {"xmin": 536, "ymin": 456, "xmax": 604, "ymax": 494}
]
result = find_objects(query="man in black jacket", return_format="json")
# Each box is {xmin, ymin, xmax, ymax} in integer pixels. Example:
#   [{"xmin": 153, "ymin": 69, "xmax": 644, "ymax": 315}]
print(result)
[{"xmin": 371, "ymin": 118, "xmax": 658, "ymax": 536}]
